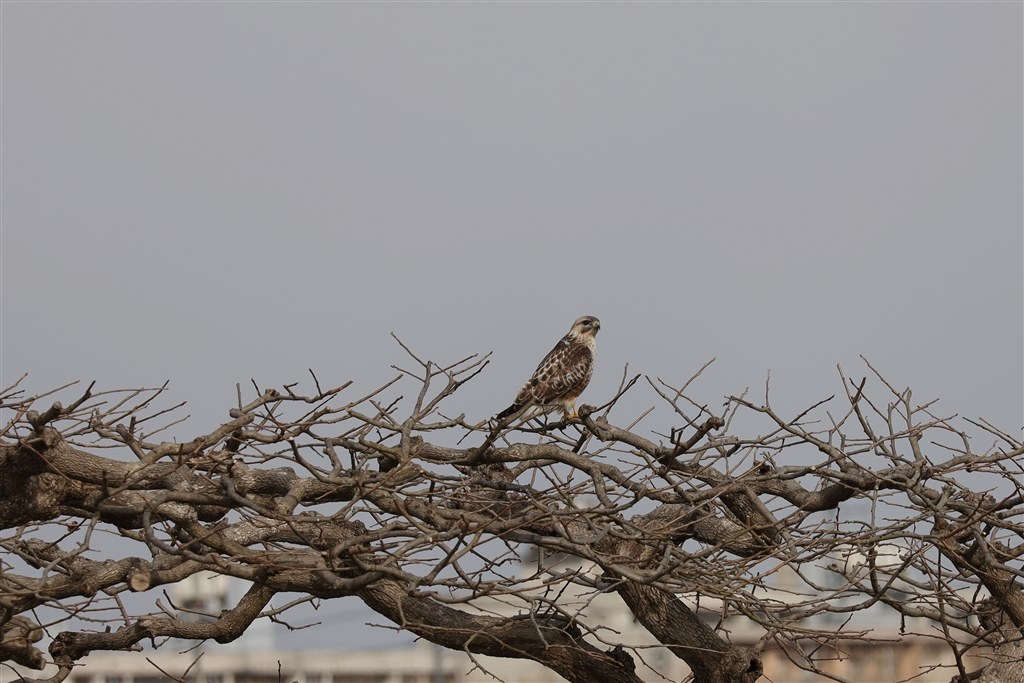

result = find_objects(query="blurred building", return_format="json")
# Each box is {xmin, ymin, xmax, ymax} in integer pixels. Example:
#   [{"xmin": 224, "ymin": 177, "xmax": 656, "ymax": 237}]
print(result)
[
  {"xmin": 54, "ymin": 624, "xmax": 981, "ymax": 683},
  {"xmin": 22, "ymin": 565, "xmax": 985, "ymax": 683}
]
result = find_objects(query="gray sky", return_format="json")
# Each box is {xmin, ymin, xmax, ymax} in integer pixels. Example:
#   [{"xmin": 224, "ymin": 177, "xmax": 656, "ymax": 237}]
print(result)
[{"xmin": 2, "ymin": 0, "xmax": 1022, "ymax": 649}]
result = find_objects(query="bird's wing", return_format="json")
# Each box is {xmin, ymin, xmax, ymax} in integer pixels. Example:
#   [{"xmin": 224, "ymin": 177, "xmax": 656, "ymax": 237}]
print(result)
[{"xmin": 515, "ymin": 336, "xmax": 594, "ymax": 406}]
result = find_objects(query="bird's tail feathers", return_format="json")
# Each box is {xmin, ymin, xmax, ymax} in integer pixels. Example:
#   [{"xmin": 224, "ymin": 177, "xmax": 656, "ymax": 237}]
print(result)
[{"xmin": 495, "ymin": 403, "xmax": 522, "ymax": 421}]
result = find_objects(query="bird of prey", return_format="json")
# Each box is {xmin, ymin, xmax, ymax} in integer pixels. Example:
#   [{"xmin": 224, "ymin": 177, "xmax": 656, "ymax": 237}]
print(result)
[{"xmin": 496, "ymin": 315, "xmax": 600, "ymax": 424}]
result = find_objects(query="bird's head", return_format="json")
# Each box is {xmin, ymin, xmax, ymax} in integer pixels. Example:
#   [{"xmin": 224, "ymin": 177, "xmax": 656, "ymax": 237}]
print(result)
[{"xmin": 570, "ymin": 315, "xmax": 601, "ymax": 338}]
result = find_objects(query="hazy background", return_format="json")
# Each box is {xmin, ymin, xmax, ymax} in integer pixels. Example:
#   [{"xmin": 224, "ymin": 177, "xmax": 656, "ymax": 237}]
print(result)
[{"xmin": 2, "ymin": 1, "xmax": 1021, "ymax": 649}]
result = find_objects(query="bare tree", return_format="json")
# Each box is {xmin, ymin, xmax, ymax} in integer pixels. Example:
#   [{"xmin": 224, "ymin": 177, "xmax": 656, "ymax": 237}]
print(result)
[{"xmin": 1, "ymin": 346, "xmax": 1021, "ymax": 683}]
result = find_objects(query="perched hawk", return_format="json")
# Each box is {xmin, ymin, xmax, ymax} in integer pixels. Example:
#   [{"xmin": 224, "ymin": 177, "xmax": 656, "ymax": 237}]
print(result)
[{"xmin": 496, "ymin": 315, "xmax": 600, "ymax": 424}]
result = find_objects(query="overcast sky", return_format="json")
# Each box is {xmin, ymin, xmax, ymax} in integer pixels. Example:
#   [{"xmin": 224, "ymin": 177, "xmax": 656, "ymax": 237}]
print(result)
[{"xmin": 2, "ymin": 1, "xmax": 1022, "ymax": 650}]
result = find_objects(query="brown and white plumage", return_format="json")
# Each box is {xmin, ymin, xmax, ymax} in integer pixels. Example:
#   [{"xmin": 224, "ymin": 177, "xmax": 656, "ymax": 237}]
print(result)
[{"xmin": 496, "ymin": 316, "xmax": 600, "ymax": 424}]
